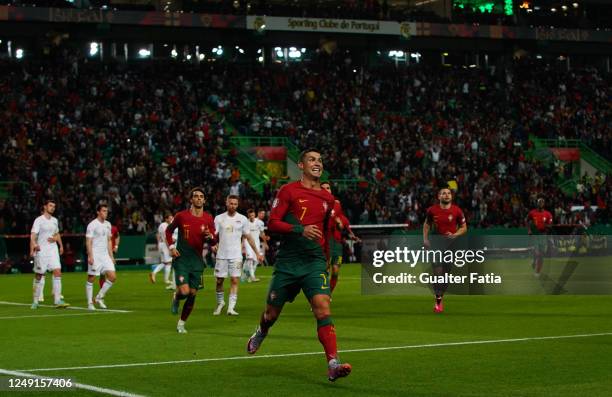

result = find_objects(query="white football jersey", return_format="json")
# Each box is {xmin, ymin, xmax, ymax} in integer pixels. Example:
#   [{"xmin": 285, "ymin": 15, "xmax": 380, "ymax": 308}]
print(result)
[
  {"xmin": 157, "ymin": 222, "xmax": 178, "ymax": 247},
  {"xmin": 243, "ymin": 218, "xmax": 264, "ymax": 253},
  {"xmin": 86, "ymin": 218, "xmax": 112, "ymax": 257},
  {"xmin": 31, "ymin": 215, "xmax": 60, "ymax": 257},
  {"xmin": 214, "ymin": 212, "xmax": 249, "ymax": 260}
]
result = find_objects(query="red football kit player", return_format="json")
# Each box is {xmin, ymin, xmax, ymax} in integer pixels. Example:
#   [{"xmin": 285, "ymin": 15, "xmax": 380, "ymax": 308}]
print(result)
[
  {"xmin": 527, "ymin": 198, "xmax": 553, "ymax": 276},
  {"xmin": 166, "ymin": 187, "xmax": 216, "ymax": 333},
  {"xmin": 321, "ymin": 182, "xmax": 360, "ymax": 294},
  {"xmin": 247, "ymin": 149, "xmax": 352, "ymax": 382},
  {"xmin": 423, "ymin": 187, "xmax": 467, "ymax": 313}
]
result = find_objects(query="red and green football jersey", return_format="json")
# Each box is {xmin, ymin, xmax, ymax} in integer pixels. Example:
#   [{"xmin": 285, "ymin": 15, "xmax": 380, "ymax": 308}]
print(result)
[
  {"xmin": 268, "ymin": 181, "xmax": 335, "ymax": 262},
  {"xmin": 166, "ymin": 209, "xmax": 216, "ymax": 258}
]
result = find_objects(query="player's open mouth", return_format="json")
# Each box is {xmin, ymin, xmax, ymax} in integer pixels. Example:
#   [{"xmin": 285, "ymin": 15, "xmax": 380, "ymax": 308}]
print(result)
[{"xmin": 312, "ymin": 167, "xmax": 321, "ymax": 173}]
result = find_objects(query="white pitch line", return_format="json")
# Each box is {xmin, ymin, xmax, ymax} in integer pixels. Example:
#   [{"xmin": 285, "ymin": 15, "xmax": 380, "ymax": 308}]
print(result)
[
  {"xmin": 0, "ymin": 300, "xmax": 132, "ymax": 313},
  {"xmin": 0, "ymin": 312, "xmax": 113, "ymax": 320},
  {"xmin": 19, "ymin": 331, "xmax": 612, "ymax": 373},
  {"xmin": 0, "ymin": 368, "xmax": 147, "ymax": 397}
]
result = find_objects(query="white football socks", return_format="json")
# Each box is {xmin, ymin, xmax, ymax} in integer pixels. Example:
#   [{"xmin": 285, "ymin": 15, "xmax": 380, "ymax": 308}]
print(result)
[
  {"xmin": 33, "ymin": 279, "xmax": 42, "ymax": 304},
  {"xmin": 86, "ymin": 281, "xmax": 94, "ymax": 304},
  {"xmin": 228, "ymin": 293, "xmax": 238, "ymax": 312},
  {"xmin": 164, "ymin": 264, "xmax": 172, "ymax": 283},
  {"xmin": 216, "ymin": 291, "xmax": 224, "ymax": 305},
  {"xmin": 97, "ymin": 280, "xmax": 113, "ymax": 299},
  {"xmin": 52, "ymin": 276, "xmax": 62, "ymax": 304}
]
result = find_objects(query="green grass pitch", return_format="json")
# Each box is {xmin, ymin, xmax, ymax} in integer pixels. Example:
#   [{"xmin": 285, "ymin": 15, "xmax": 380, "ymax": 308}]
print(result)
[{"xmin": 1, "ymin": 263, "xmax": 612, "ymax": 397}]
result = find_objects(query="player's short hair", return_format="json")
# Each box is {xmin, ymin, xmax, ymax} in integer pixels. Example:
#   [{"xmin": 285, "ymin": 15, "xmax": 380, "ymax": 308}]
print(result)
[
  {"xmin": 247, "ymin": 208, "xmax": 255, "ymax": 215},
  {"xmin": 299, "ymin": 148, "xmax": 321, "ymax": 163},
  {"xmin": 438, "ymin": 185, "xmax": 452, "ymax": 193},
  {"xmin": 96, "ymin": 203, "xmax": 108, "ymax": 212},
  {"xmin": 43, "ymin": 199, "xmax": 56, "ymax": 206},
  {"xmin": 320, "ymin": 181, "xmax": 332, "ymax": 187},
  {"xmin": 226, "ymin": 194, "xmax": 240, "ymax": 202},
  {"xmin": 257, "ymin": 208, "xmax": 265, "ymax": 213},
  {"xmin": 190, "ymin": 187, "xmax": 206, "ymax": 198},
  {"xmin": 164, "ymin": 212, "xmax": 173, "ymax": 219}
]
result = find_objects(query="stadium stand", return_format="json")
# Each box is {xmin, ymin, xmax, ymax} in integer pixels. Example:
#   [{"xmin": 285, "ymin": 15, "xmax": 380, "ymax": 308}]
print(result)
[{"xmin": 0, "ymin": 53, "xmax": 610, "ymax": 234}]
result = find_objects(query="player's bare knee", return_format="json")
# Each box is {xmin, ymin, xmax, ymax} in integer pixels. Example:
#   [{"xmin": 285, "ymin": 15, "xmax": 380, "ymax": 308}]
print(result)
[
  {"xmin": 189, "ymin": 288, "xmax": 197, "ymax": 296},
  {"xmin": 179, "ymin": 285, "xmax": 190, "ymax": 295},
  {"xmin": 313, "ymin": 306, "xmax": 331, "ymax": 320}
]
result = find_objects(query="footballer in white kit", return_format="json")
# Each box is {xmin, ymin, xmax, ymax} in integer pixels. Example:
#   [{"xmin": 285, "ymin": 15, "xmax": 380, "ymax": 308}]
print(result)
[
  {"xmin": 30, "ymin": 199, "xmax": 69, "ymax": 308},
  {"xmin": 213, "ymin": 195, "xmax": 263, "ymax": 316},
  {"xmin": 150, "ymin": 212, "xmax": 178, "ymax": 289},
  {"xmin": 242, "ymin": 208, "xmax": 266, "ymax": 282},
  {"xmin": 85, "ymin": 204, "xmax": 117, "ymax": 310}
]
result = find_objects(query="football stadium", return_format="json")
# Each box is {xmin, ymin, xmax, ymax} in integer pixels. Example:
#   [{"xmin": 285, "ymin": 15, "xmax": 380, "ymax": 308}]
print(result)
[{"xmin": 1, "ymin": 1, "xmax": 612, "ymax": 396}]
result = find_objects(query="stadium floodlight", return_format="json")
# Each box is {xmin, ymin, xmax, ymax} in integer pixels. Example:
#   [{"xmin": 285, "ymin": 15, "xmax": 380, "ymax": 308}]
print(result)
[
  {"xmin": 212, "ymin": 45, "xmax": 223, "ymax": 56},
  {"xmin": 551, "ymin": 7, "xmax": 556, "ymax": 12},
  {"xmin": 572, "ymin": 2, "xmax": 579, "ymax": 8},
  {"xmin": 89, "ymin": 42, "xmax": 99, "ymax": 57},
  {"xmin": 171, "ymin": 48, "xmax": 178, "ymax": 58},
  {"xmin": 288, "ymin": 49, "xmax": 301, "ymax": 58},
  {"xmin": 15, "ymin": 48, "xmax": 23, "ymax": 59},
  {"xmin": 276, "ymin": 49, "xmax": 284, "ymax": 58},
  {"xmin": 258, "ymin": 56, "xmax": 264, "ymax": 63},
  {"xmin": 301, "ymin": 48, "xmax": 306, "ymax": 53},
  {"xmin": 274, "ymin": 47, "xmax": 281, "ymax": 52},
  {"xmin": 186, "ymin": 54, "xmax": 192, "ymax": 60},
  {"xmin": 257, "ymin": 49, "xmax": 262, "ymax": 54},
  {"xmin": 198, "ymin": 54, "xmax": 205, "ymax": 61},
  {"xmin": 238, "ymin": 48, "xmax": 245, "ymax": 54},
  {"xmin": 561, "ymin": 5, "xmax": 567, "ymax": 11},
  {"xmin": 138, "ymin": 48, "xmax": 151, "ymax": 58}
]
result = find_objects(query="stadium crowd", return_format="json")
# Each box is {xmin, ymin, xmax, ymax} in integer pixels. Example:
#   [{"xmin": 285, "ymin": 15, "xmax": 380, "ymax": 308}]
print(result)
[
  {"xmin": 0, "ymin": 53, "xmax": 610, "ymax": 235},
  {"xmin": 209, "ymin": 55, "xmax": 612, "ymax": 228}
]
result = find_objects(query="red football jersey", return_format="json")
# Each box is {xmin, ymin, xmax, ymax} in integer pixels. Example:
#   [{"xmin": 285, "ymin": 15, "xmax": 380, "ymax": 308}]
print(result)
[
  {"xmin": 329, "ymin": 200, "xmax": 347, "ymax": 243},
  {"xmin": 268, "ymin": 181, "xmax": 335, "ymax": 255},
  {"xmin": 166, "ymin": 209, "xmax": 216, "ymax": 257},
  {"xmin": 426, "ymin": 204, "xmax": 466, "ymax": 235},
  {"xmin": 111, "ymin": 225, "xmax": 119, "ymax": 248},
  {"xmin": 527, "ymin": 209, "xmax": 553, "ymax": 233}
]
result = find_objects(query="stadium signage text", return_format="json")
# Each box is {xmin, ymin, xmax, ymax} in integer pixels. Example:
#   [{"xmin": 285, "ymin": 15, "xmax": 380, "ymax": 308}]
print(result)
[{"xmin": 247, "ymin": 16, "xmax": 415, "ymax": 37}]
